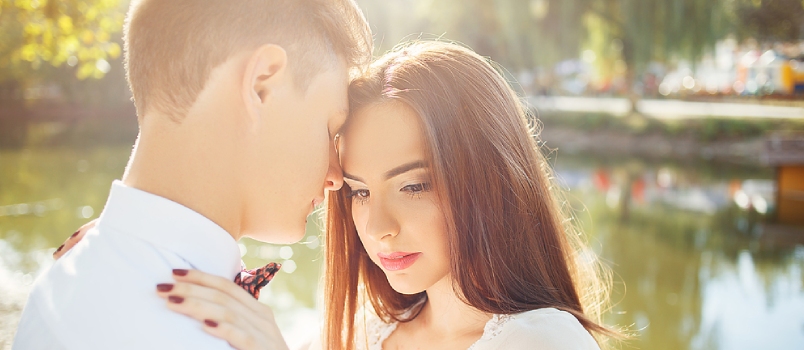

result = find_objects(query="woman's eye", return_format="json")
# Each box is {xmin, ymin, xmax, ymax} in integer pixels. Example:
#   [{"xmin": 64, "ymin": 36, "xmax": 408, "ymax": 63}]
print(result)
[
  {"xmin": 347, "ymin": 189, "xmax": 370, "ymax": 204},
  {"xmin": 401, "ymin": 183, "xmax": 431, "ymax": 195}
]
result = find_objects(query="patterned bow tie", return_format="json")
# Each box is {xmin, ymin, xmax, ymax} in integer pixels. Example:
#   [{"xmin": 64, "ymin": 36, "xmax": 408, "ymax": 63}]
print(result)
[{"xmin": 234, "ymin": 262, "xmax": 281, "ymax": 299}]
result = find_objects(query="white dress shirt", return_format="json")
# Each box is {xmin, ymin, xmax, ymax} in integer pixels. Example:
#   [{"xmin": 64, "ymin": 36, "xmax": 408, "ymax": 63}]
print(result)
[{"xmin": 13, "ymin": 181, "xmax": 242, "ymax": 349}]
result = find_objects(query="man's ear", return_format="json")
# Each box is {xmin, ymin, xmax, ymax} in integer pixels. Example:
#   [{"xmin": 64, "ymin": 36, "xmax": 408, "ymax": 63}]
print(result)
[{"xmin": 242, "ymin": 44, "xmax": 288, "ymax": 125}]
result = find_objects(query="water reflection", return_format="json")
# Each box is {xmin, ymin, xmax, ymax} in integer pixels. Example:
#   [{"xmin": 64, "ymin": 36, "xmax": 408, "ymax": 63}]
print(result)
[
  {"xmin": 1, "ymin": 147, "xmax": 803, "ymax": 349},
  {"xmin": 554, "ymin": 157, "xmax": 804, "ymax": 349}
]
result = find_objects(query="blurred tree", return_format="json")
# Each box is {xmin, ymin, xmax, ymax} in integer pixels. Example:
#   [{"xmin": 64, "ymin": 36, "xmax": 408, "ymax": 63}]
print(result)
[
  {"xmin": 0, "ymin": 0, "xmax": 126, "ymax": 84},
  {"xmin": 581, "ymin": 0, "xmax": 733, "ymax": 105},
  {"xmin": 0, "ymin": 0, "xmax": 128, "ymax": 148},
  {"xmin": 414, "ymin": 0, "xmax": 586, "ymax": 69},
  {"xmin": 416, "ymin": 0, "xmax": 506, "ymax": 60},
  {"xmin": 735, "ymin": 0, "xmax": 804, "ymax": 42},
  {"xmin": 354, "ymin": 0, "xmax": 425, "ymax": 53},
  {"xmin": 414, "ymin": 0, "xmax": 735, "ymax": 101}
]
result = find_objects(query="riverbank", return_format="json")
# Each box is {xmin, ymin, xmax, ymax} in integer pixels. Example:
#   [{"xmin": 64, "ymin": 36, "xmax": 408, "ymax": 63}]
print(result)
[
  {"xmin": 4, "ymin": 97, "xmax": 804, "ymax": 163},
  {"xmin": 538, "ymin": 111, "xmax": 804, "ymax": 164},
  {"xmin": 4, "ymin": 107, "xmax": 803, "ymax": 166}
]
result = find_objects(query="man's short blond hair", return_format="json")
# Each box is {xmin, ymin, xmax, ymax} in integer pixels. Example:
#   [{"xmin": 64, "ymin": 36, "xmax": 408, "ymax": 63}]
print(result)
[{"xmin": 124, "ymin": 0, "xmax": 372, "ymax": 121}]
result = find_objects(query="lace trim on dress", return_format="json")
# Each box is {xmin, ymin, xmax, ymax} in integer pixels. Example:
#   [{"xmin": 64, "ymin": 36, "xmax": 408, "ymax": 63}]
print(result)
[
  {"xmin": 467, "ymin": 314, "xmax": 514, "ymax": 350},
  {"xmin": 364, "ymin": 313, "xmax": 514, "ymax": 350},
  {"xmin": 364, "ymin": 316, "xmax": 398, "ymax": 350}
]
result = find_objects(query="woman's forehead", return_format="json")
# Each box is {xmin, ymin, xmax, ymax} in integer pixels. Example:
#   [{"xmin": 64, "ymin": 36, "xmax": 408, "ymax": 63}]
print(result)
[{"xmin": 339, "ymin": 101, "xmax": 427, "ymax": 176}]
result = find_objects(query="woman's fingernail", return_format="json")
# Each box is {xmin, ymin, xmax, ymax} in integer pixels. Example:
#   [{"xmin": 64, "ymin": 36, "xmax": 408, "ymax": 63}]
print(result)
[
  {"xmin": 71, "ymin": 230, "xmax": 80, "ymax": 238},
  {"xmin": 156, "ymin": 283, "xmax": 174, "ymax": 292},
  {"xmin": 168, "ymin": 296, "xmax": 184, "ymax": 304},
  {"xmin": 54, "ymin": 245, "xmax": 64, "ymax": 254},
  {"xmin": 172, "ymin": 269, "xmax": 188, "ymax": 276},
  {"xmin": 204, "ymin": 319, "xmax": 218, "ymax": 328}
]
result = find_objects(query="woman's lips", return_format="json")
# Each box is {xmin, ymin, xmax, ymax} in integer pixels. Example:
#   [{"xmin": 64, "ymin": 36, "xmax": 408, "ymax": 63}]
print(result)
[{"xmin": 377, "ymin": 252, "xmax": 422, "ymax": 271}]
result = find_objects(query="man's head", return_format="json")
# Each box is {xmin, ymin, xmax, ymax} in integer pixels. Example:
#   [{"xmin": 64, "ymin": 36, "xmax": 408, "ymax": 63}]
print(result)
[
  {"xmin": 123, "ymin": 0, "xmax": 372, "ymax": 242},
  {"xmin": 125, "ymin": 0, "xmax": 371, "ymax": 120}
]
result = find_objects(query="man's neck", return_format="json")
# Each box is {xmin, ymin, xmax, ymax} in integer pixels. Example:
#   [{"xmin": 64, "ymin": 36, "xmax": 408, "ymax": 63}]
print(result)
[{"xmin": 122, "ymin": 113, "xmax": 244, "ymax": 241}]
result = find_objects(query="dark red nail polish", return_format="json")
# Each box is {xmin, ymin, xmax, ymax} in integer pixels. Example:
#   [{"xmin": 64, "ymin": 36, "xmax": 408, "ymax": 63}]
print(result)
[
  {"xmin": 156, "ymin": 283, "xmax": 174, "ymax": 292},
  {"xmin": 204, "ymin": 319, "xmax": 218, "ymax": 328},
  {"xmin": 54, "ymin": 245, "xmax": 64, "ymax": 253},
  {"xmin": 168, "ymin": 296, "xmax": 184, "ymax": 304},
  {"xmin": 172, "ymin": 269, "xmax": 188, "ymax": 276},
  {"xmin": 71, "ymin": 230, "xmax": 80, "ymax": 238}
]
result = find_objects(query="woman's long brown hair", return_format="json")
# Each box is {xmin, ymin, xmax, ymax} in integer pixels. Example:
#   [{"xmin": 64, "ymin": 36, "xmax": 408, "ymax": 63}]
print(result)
[{"xmin": 323, "ymin": 41, "xmax": 617, "ymax": 349}]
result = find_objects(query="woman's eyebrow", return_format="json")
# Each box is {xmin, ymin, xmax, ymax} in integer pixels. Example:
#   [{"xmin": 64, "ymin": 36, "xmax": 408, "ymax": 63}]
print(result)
[
  {"xmin": 383, "ymin": 160, "xmax": 427, "ymax": 180},
  {"xmin": 343, "ymin": 161, "xmax": 427, "ymax": 183},
  {"xmin": 342, "ymin": 171, "xmax": 365, "ymax": 183}
]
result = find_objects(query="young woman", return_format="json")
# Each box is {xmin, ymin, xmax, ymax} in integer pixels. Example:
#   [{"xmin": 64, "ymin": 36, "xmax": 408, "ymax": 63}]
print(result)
[
  {"xmin": 319, "ymin": 41, "xmax": 614, "ymax": 349},
  {"xmin": 56, "ymin": 41, "xmax": 618, "ymax": 349}
]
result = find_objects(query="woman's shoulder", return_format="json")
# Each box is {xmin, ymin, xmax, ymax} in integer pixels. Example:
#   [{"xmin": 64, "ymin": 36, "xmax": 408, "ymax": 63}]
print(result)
[{"xmin": 473, "ymin": 308, "xmax": 600, "ymax": 350}]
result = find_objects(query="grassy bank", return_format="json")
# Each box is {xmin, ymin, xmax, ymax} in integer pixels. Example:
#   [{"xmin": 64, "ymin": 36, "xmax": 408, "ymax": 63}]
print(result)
[
  {"xmin": 537, "ymin": 111, "xmax": 804, "ymax": 141},
  {"xmin": 536, "ymin": 111, "xmax": 804, "ymax": 164}
]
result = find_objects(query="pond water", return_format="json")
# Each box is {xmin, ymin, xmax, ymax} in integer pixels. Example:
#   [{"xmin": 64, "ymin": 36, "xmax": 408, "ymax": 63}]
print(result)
[{"xmin": 1, "ymin": 146, "xmax": 802, "ymax": 350}]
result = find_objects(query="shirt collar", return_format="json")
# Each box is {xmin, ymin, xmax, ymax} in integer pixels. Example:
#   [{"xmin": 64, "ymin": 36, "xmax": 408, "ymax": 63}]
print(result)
[{"xmin": 96, "ymin": 180, "xmax": 242, "ymax": 279}]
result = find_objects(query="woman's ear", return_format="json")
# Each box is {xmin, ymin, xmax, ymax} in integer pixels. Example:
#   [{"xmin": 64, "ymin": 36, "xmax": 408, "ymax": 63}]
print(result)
[{"xmin": 241, "ymin": 44, "xmax": 288, "ymax": 125}]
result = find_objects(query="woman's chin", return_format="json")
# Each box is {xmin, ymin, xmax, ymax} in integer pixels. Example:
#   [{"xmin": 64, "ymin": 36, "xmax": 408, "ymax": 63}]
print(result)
[{"xmin": 387, "ymin": 278, "xmax": 426, "ymax": 295}]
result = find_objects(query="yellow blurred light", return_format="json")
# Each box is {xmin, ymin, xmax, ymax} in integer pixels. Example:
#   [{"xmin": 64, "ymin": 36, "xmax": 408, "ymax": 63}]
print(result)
[
  {"xmin": 107, "ymin": 43, "xmax": 121, "ymax": 59},
  {"xmin": 58, "ymin": 16, "xmax": 73, "ymax": 33}
]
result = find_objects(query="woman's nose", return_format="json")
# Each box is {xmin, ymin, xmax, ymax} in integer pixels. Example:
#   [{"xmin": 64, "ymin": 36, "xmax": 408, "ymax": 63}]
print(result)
[{"xmin": 364, "ymin": 197, "xmax": 399, "ymax": 241}]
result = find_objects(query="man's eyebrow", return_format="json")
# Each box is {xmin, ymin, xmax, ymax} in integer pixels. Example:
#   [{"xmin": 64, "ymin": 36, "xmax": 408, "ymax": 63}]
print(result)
[{"xmin": 383, "ymin": 160, "xmax": 427, "ymax": 180}]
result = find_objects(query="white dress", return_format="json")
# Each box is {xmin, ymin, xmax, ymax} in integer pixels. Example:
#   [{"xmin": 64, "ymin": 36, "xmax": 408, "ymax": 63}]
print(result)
[{"xmin": 354, "ymin": 307, "xmax": 601, "ymax": 350}]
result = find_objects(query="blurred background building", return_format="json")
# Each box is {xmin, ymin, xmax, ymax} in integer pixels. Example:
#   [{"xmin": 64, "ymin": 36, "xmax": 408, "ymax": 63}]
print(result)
[{"xmin": 1, "ymin": 0, "xmax": 803, "ymax": 349}]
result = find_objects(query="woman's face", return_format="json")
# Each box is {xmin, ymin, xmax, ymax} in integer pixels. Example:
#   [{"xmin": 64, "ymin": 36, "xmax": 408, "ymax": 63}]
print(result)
[{"xmin": 339, "ymin": 100, "xmax": 451, "ymax": 295}]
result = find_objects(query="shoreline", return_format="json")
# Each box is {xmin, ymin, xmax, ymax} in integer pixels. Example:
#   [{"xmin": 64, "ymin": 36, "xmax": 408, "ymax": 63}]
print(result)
[
  {"xmin": 540, "ymin": 125, "xmax": 767, "ymax": 165},
  {"xmin": 536, "ymin": 110, "xmax": 804, "ymax": 166}
]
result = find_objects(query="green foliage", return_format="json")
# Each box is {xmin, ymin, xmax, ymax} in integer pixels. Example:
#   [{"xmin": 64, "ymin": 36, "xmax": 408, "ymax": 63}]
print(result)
[
  {"xmin": 1, "ymin": 0, "xmax": 800, "ymax": 92},
  {"xmin": 398, "ymin": 0, "xmax": 802, "ymax": 96},
  {"xmin": 583, "ymin": 0, "xmax": 734, "ymax": 75},
  {"xmin": 364, "ymin": 0, "xmax": 745, "ymax": 88},
  {"xmin": 0, "ymin": 0, "xmax": 126, "ymax": 82}
]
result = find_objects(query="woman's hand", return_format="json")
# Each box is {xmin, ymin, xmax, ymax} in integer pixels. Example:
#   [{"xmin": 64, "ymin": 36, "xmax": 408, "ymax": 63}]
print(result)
[
  {"xmin": 53, "ymin": 219, "xmax": 97, "ymax": 259},
  {"xmin": 55, "ymin": 225, "xmax": 288, "ymax": 349},
  {"xmin": 156, "ymin": 269, "xmax": 290, "ymax": 350}
]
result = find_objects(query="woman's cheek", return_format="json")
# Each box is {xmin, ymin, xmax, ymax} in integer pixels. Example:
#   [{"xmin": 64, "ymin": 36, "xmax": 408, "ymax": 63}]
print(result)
[
  {"xmin": 352, "ymin": 207, "xmax": 374, "ymax": 251},
  {"xmin": 352, "ymin": 205, "xmax": 368, "ymax": 234}
]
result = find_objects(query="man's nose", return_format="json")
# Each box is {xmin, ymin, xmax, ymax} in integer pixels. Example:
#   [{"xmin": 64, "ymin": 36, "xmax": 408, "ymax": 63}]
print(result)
[{"xmin": 323, "ymin": 139, "xmax": 344, "ymax": 192}]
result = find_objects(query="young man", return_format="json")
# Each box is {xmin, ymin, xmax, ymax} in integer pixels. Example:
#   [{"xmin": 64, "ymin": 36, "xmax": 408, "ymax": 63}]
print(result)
[{"xmin": 13, "ymin": 1, "xmax": 372, "ymax": 349}]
